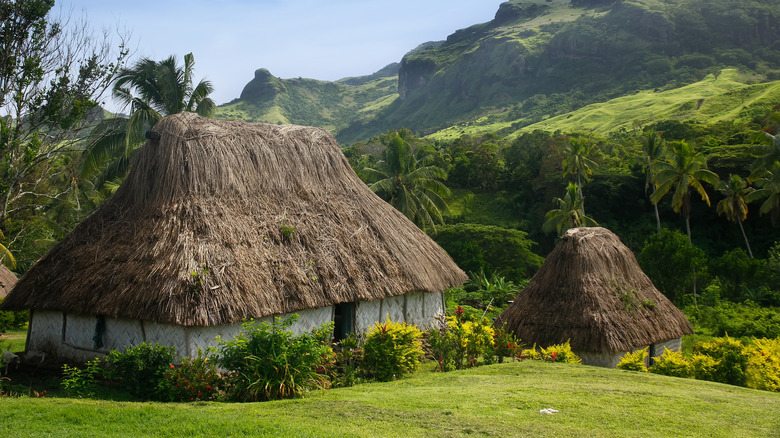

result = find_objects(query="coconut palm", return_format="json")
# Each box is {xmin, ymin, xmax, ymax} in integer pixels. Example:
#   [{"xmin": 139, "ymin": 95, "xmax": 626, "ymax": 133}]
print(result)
[
  {"xmin": 717, "ymin": 174, "xmax": 754, "ymax": 258},
  {"xmin": 542, "ymin": 182, "xmax": 598, "ymax": 237},
  {"xmin": 650, "ymin": 140, "xmax": 719, "ymax": 244},
  {"xmin": 363, "ymin": 131, "xmax": 450, "ymax": 231},
  {"xmin": 562, "ymin": 137, "xmax": 597, "ymax": 185},
  {"xmin": 81, "ymin": 53, "xmax": 215, "ymax": 188},
  {"xmin": 746, "ymin": 168, "xmax": 780, "ymax": 224},
  {"xmin": 640, "ymin": 130, "xmax": 665, "ymax": 231}
]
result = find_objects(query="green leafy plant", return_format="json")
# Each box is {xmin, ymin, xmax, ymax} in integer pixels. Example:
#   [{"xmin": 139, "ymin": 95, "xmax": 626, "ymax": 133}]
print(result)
[
  {"xmin": 492, "ymin": 323, "xmax": 523, "ymax": 364},
  {"xmin": 650, "ymin": 348, "xmax": 694, "ymax": 378},
  {"xmin": 326, "ymin": 333, "xmax": 363, "ymax": 388},
  {"xmin": 105, "ymin": 342, "xmax": 176, "ymax": 400},
  {"xmin": 428, "ymin": 316, "xmax": 463, "ymax": 372},
  {"xmin": 217, "ymin": 315, "xmax": 331, "ymax": 401},
  {"xmin": 362, "ymin": 316, "xmax": 423, "ymax": 381},
  {"xmin": 617, "ymin": 348, "xmax": 649, "ymax": 372},
  {"xmin": 163, "ymin": 348, "xmax": 224, "ymax": 402},
  {"xmin": 61, "ymin": 358, "xmax": 103, "ymax": 397}
]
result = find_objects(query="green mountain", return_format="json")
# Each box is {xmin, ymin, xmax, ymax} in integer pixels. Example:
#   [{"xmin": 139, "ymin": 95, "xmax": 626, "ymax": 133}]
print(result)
[{"xmin": 217, "ymin": 0, "xmax": 780, "ymax": 143}]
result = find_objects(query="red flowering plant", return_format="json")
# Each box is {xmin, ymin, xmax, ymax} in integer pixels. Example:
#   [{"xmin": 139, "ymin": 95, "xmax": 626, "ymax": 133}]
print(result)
[
  {"xmin": 492, "ymin": 323, "xmax": 523, "ymax": 363},
  {"xmin": 162, "ymin": 347, "xmax": 224, "ymax": 402}
]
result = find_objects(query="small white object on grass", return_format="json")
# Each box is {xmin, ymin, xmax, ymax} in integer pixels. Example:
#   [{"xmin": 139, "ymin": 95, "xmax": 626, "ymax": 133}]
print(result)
[{"xmin": 539, "ymin": 408, "xmax": 560, "ymax": 414}]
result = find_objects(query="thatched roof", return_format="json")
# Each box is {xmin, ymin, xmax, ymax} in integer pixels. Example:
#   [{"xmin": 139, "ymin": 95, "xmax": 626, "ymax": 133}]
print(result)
[
  {"xmin": 1, "ymin": 113, "xmax": 467, "ymax": 326},
  {"xmin": 0, "ymin": 265, "xmax": 17, "ymax": 299},
  {"xmin": 495, "ymin": 227, "xmax": 692, "ymax": 353}
]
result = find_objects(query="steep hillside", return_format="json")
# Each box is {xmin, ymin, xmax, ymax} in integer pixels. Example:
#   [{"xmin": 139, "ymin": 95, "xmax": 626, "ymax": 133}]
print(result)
[
  {"xmin": 215, "ymin": 66, "xmax": 399, "ymax": 132},
  {"xmin": 220, "ymin": 0, "xmax": 780, "ymax": 144},
  {"xmin": 427, "ymin": 68, "xmax": 780, "ymax": 140}
]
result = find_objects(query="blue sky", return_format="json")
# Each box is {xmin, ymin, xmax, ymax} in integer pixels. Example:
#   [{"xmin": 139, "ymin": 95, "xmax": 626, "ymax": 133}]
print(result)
[{"xmin": 57, "ymin": 0, "xmax": 501, "ymax": 108}]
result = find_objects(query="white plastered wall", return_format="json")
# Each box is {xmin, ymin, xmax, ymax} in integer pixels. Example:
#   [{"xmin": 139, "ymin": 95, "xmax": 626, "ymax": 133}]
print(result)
[{"xmin": 26, "ymin": 292, "xmax": 443, "ymax": 362}]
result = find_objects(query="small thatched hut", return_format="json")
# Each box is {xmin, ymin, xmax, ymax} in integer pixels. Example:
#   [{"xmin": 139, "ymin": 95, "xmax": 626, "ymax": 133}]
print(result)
[
  {"xmin": 0, "ymin": 112, "xmax": 467, "ymax": 362},
  {"xmin": 0, "ymin": 265, "xmax": 17, "ymax": 299},
  {"xmin": 496, "ymin": 227, "xmax": 693, "ymax": 368}
]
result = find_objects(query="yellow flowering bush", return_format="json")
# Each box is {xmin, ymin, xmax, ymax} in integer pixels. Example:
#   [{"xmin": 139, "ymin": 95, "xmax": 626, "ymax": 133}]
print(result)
[
  {"xmin": 746, "ymin": 338, "xmax": 780, "ymax": 392},
  {"xmin": 650, "ymin": 348, "xmax": 693, "ymax": 378},
  {"xmin": 540, "ymin": 341, "xmax": 582, "ymax": 364},
  {"xmin": 617, "ymin": 348, "xmax": 649, "ymax": 372}
]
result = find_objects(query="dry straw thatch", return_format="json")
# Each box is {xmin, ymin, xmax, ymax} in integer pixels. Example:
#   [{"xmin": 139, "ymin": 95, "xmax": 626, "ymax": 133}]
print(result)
[
  {"xmin": 496, "ymin": 227, "xmax": 692, "ymax": 353},
  {"xmin": 1, "ymin": 113, "xmax": 466, "ymax": 326},
  {"xmin": 0, "ymin": 265, "xmax": 17, "ymax": 299}
]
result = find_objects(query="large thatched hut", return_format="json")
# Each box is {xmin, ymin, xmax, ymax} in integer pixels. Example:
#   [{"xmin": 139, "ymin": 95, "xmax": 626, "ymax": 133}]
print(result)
[
  {"xmin": 496, "ymin": 227, "xmax": 693, "ymax": 368},
  {"xmin": 0, "ymin": 265, "xmax": 17, "ymax": 299},
  {"xmin": 1, "ymin": 112, "xmax": 467, "ymax": 362}
]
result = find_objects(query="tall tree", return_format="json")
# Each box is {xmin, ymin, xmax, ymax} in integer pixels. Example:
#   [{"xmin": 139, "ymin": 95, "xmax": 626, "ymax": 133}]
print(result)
[
  {"xmin": 561, "ymin": 136, "xmax": 597, "ymax": 215},
  {"xmin": 650, "ymin": 140, "xmax": 719, "ymax": 244},
  {"xmin": 363, "ymin": 131, "xmax": 450, "ymax": 231},
  {"xmin": 716, "ymin": 174, "xmax": 754, "ymax": 258},
  {"xmin": 542, "ymin": 182, "xmax": 598, "ymax": 237},
  {"xmin": 0, "ymin": 0, "xmax": 128, "ymax": 265},
  {"xmin": 640, "ymin": 129, "xmax": 665, "ymax": 231},
  {"xmin": 81, "ymin": 53, "xmax": 215, "ymax": 187},
  {"xmin": 562, "ymin": 136, "xmax": 597, "ymax": 188}
]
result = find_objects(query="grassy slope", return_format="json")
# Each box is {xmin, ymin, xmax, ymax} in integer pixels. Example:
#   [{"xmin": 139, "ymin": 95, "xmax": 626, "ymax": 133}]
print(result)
[
  {"xmin": 2, "ymin": 361, "xmax": 778, "ymax": 437},
  {"xmin": 215, "ymin": 75, "xmax": 398, "ymax": 133},
  {"xmin": 428, "ymin": 69, "xmax": 780, "ymax": 140}
]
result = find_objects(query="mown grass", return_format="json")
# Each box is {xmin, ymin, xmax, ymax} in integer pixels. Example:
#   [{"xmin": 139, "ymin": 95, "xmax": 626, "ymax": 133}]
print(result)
[
  {"xmin": 2, "ymin": 360, "xmax": 778, "ymax": 437},
  {"xmin": 1, "ymin": 327, "xmax": 27, "ymax": 352}
]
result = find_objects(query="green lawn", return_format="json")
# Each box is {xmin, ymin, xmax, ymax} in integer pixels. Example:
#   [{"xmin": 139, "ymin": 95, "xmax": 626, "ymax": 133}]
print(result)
[
  {"xmin": 1, "ymin": 327, "xmax": 27, "ymax": 353},
  {"xmin": 1, "ymin": 360, "xmax": 777, "ymax": 437}
]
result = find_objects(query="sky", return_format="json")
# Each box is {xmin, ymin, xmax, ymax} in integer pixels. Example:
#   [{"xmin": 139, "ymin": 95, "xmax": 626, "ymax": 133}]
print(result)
[{"xmin": 56, "ymin": 0, "xmax": 502, "ymax": 109}]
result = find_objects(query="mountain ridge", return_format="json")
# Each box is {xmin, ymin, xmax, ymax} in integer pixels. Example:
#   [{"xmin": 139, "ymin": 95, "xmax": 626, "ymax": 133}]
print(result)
[{"xmin": 215, "ymin": 0, "xmax": 780, "ymax": 143}]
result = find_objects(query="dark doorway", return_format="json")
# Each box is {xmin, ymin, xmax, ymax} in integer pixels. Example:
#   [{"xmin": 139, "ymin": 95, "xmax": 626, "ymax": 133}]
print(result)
[{"xmin": 333, "ymin": 302, "xmax": 355, "ymax": 342}]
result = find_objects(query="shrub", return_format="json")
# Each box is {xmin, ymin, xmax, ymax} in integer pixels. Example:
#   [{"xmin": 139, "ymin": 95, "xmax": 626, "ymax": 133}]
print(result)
[
  {"xmin": 0, "ymin": 298, "xmax": 27, "ymax": 334},
  {"xmin": 217, "ymin": 314, "xmax": 331, "ymax": 401},
  {"xmin": 694, "ymin": 336, "xmax": 749, "ymax": 386},
  {"xmin": 650, "ymin": 348, "xmax": 694, "ymax": 378},
  {"xmin": 105, "ymin": 343, "xmax": 175, "ymax": 400},
  {"xmin": 691, "ymin": 354, "xmax": 719, "ymax": 382},
  {"xmin": 540, "ymin": 341, "xmax": 582, "ymax": 365},
  {"xmin": 685, "ymin": 303, "xmax": 780, "ymax": 339},
  {"xmin": 163, "ymin": 348, "xmax": 223, "ymax": 402},
  {"xmin": 363, "ymin": 317, "xmax": 423, "ymax": 381},
  {"xmin": 518, "ymin": 347, "xmax": 541, "ymax": 361},
  {"xmin": 745, "ymin": 338, "xmax": 780, "ymax": 392},
  {"xmin": 617, "ymin": 348, "xmax": 648, "ymax": 372},
  {"xmin": 326, "ymin": 333, "xmax": 363, "ymax": 388},
  {"xmin": 492, "ymin": 324, "xmax": 522, "ymax": 364},
  {"xmin": 428, "ymin": 317, "xmax": 463, "ymax": 372},
  {"xmin": 61, "ymin": 358, "xmax": 102, "ymax": 398}
]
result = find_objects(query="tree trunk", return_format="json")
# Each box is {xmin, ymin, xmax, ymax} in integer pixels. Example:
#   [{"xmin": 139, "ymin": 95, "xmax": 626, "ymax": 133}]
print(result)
[
  {"xmin": 654, "ymin": 203, "xmax": 661, "ymax": 231},
  {"xmin": 686, "ymin": 216, "xmax": 697, "ymax": 307},
  {"xmin": 738, "ymin": 220, "xmax": 753, "ymax": 258}
]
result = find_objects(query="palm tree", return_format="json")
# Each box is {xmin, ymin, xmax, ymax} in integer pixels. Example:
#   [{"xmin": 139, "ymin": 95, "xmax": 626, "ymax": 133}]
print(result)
[
  {"xmin": 363, "ymin": 131, "xmax": 450, "ymax": 231},
  {"xmin": 717, "ymin": 174, "xmax": 754, "ymax": 258},
  {"xmin": 81, "ymin": 53, "xmax": 215, "ymax": 188},
  {"xmin": 650, "ymin": 140, "xmax": 720, "ymax": 244},
  {"xmin": 542, "ymin": 182, "xmax": 598, "ymax": 237},
  {"xmin": 746, "ymin": 168, "xmax": 780, "ymax": 224},
  {"xmin": 562, "ymin": 137, "xmax": 597, "ymax": 186},
  {"xmin": 640, "ymin": 130, "xmax": 665, "ymax": 231}
]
